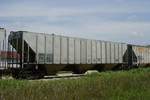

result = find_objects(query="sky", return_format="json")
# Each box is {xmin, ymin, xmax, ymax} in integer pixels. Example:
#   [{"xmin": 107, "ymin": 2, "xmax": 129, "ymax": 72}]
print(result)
[{"xmin": 0, "ymin": 0, "xmax": 150, "ymax": 45}]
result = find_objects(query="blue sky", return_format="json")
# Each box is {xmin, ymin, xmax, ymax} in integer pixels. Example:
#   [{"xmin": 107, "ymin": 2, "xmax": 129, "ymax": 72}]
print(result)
[{"xmin": 0, "ymin": 0, "xmax": 150, "ymax": 45}]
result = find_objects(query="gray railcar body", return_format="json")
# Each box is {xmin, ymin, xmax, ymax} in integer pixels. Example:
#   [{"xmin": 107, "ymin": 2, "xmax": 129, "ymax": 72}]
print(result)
[{"xmin": 8, "ymin": 31, "xmax": 128, "ymax": 76}]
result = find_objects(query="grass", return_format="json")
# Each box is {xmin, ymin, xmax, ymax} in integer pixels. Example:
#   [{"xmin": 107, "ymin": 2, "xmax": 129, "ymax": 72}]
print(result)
[{"xmin": 0, "ymin": 68, "xmax": 150, "ymax": 100}]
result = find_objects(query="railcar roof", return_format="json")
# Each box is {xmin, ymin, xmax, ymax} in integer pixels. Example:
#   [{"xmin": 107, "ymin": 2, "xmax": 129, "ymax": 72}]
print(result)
[{"xmin": 11, "ymin": 30, "xmax": 128, "ymax": 45}]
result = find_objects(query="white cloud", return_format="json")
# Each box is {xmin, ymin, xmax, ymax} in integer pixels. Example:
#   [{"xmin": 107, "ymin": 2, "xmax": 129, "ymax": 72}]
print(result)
[
  {"xmin": 0, "ymin": 1, "xmax": 150, "ymax": 18},
  {"xmin": 127, "ymin": 15, "xmax": 137, "ymax": 20},
  {"xmin": 0, "ymin": 0, "xmax": 150, "ymax": 45},
  {"xmin": 131, "ymin": 31, "xmax": 144, "ymax": 37},
  {"xmin": 13, "ymin": 21, "xmax": 21, "ymax": 26},
  {"xmin": 131, "ymin": 32, "xmax": 137, "ymax": 35}
]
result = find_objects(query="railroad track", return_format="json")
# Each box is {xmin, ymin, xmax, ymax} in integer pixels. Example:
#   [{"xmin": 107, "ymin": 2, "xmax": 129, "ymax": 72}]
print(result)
[
  {"xmin": 27, "ymin": 73, "xmax": 85, "ymax": 81},
  {"xmin": 43, "ymin": 71, "xmax": 97, "ymax": 80},
  {"xmin": 1, "ymin": 70, "xmax": 97, "ymax": 80},
  {"xmin": 44, "ymin": 73, "xmax": 84, "ymax": 79}
]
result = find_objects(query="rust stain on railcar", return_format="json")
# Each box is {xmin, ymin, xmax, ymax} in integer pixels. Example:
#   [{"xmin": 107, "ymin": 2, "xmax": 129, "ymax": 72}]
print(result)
[
  {"xmin": 137, "ymin": 46, "xmax": 143, "ymax": 64},
  {"xmin": 132, "ymin": 45, "xmax": 137, "ymax": 52},
  {"xmin": 148, "ymin": 47, "xmax": 150, "ymax": 54},
  {"xmin": 138, "ymin": 47, "xmax": 141, "ymax": 54}
]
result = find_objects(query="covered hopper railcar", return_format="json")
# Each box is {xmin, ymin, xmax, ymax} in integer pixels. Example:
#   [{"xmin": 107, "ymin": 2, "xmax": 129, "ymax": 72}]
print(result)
[{"xmin": 7, "ymin": 31, "xmax": 150, "ymax": 79}]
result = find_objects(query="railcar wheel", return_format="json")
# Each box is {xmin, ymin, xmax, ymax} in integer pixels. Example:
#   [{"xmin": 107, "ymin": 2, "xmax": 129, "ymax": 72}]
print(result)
[
  {"xmin": 73, "ymin": 69, "xmax": 86, "ymax": 74},
  {"xmin": 97, "ymin": 67, "xmax": 104, "ymax": 72},
  {"xmin": 18, "ymin": 70, "xmax": 46, "ymax": 79},
  {"xmin": 12, "ymin": 73, "xmax": 19, "ymax": 79},
  {"xmin": 19, "ymin": 70, "xmax": 33, "ymax": 79},
  {"xmin": 38, "ymin": 70, "xmax": 45, "ymax": 79}
]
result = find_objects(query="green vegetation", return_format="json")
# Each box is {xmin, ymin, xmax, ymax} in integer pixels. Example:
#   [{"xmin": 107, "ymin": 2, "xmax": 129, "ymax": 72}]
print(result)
[{"xmin": 1, "ymin": 68, "xmax": 150, "ymax": 100}]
